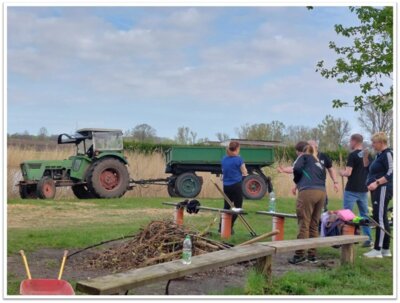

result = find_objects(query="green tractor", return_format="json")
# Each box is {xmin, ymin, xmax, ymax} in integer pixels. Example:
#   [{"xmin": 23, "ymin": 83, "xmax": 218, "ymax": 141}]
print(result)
[{"xmin": 18, "ymin": 128, "xmax": 130, "ymax": 199}]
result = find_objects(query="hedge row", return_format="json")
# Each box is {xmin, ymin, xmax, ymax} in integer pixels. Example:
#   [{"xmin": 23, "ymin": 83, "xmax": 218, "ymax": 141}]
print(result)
[{"xmin": 123, "ymin": 140, "xmax": 349, "ymax": 163}]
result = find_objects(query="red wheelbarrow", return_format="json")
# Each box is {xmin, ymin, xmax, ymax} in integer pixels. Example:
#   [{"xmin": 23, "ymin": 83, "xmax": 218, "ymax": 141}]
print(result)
[{"xmin": 19, "ymin": 250, "xmax": 75, "ymax": 295}]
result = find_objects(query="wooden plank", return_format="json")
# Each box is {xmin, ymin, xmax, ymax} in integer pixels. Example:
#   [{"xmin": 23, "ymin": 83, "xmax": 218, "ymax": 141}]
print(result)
[
  {"xmin": 161, "ymin": 202, "xmax": 247, "ymax": 215},
  {"xmin": 340, "ymin": 244, "xmax": 355, "ymax": 265},
  {"xmin": 198, "ymin": 206, "xmax": 247, "ymax": 215},
  {"xmin": 256, "ymin": 211, "xmax": 297, "ymax": 219},
  {"xmin": 162, "ymin": 202, "xmax": 180, "ymax": 207},
  {"xmin": 260, "ymin": 235, "xmax": 368, "ymax": 253},
  {"xmin": 76, "ymin": 243, "xmax": 275, "ymax": 295}
]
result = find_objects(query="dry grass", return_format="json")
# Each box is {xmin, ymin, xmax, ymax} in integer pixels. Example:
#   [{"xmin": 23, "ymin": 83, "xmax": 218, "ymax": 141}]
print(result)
[{"xmin": 7, "ymin": 146, "xmax": 343, "ymax": 200}]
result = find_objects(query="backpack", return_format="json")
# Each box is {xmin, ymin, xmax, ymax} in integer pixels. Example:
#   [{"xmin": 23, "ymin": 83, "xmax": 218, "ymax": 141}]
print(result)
[{"xmin": 325, "ymin": 219, "xmax": 344, "ymax": 237}]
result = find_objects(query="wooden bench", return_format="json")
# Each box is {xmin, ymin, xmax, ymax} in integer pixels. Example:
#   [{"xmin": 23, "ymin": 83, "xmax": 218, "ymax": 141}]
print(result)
[
  {"xmin": 162, "ymin": 201, "xmax": 246, "ymax": 239},
  {"xmin": 256, "ymin": 211, "xmax": 297, "ymax": 241},
  {"xmin": 76, "ymin": 235, "xmax": 368, "ymax": 295}
]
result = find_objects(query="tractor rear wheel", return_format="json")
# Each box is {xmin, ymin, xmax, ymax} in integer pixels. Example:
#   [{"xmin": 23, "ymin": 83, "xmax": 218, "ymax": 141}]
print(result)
[
  {"xmin": 36, "ymin": 177, "xmax": 56, "ymax": 199},
  {"xmin": 72, "ymin": 184, "xmax": 96, "ymax": 199},
  {"xmin": 242, "ymin": 174, "xmax": 267, "ymax": 200},
  {"xmin": 175, "ymin": 172, "xmax": 202, "ymax": 198},
  {"xmin": 19, "ymin": 184, "xmax": 38, "ymax": 199},
  {"xmin": 86, "ymin": 158, "xmax": 129, "ymax": 198}
]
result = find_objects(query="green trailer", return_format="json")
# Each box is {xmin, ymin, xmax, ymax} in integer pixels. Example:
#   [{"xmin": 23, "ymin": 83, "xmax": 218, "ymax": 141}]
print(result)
[{"xmin": 164, "ymin": 146, "xmax": 274, "ymax": 200}]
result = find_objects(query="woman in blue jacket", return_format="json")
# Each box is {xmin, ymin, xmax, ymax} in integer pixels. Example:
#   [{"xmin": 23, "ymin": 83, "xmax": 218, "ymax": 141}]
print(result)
[{"xmin": 220, "ymin": 141, "xmax": 248, "ymax": 232}]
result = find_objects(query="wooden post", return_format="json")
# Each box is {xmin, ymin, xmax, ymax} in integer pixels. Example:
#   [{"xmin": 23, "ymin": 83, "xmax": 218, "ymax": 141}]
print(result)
[
  {"xmin": 341, "ymin": 244, "xmax": 355, "ymax": 265},
  {"xmin": 174, "ymin": 207, "xmax": 184, "ymax": 226},
  {"xmin": 272, "ymin": 216, "xmax": 285, "ymax": 241},
  {"xmin": 256, "ymin": 255, "xmax": 273, "ymax": 285},
  {"xmin": 221, "ymin": 213, "xmax": 232, "ymax": 239}
]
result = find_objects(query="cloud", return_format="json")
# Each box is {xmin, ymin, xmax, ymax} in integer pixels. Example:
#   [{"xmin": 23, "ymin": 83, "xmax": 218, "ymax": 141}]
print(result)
[{"xmin": 7, "ymin": 6, "xmax": 364, "ymax": 136}]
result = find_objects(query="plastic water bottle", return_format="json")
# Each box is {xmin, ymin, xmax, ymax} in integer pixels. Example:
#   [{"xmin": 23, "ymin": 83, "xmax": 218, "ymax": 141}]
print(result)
[
  {"xmin": 268, "ymin": 191, "xmax": 276, "ymax": 213},
  {"xmin": 182, "ymin": 235, "xmax": 192, "ymax": 265}
]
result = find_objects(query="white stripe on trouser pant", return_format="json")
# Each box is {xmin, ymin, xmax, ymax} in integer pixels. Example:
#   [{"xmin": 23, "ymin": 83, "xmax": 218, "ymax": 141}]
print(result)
[{"xmin": 378, "ymin": 186, "xmax": 387, "ymax": 248}]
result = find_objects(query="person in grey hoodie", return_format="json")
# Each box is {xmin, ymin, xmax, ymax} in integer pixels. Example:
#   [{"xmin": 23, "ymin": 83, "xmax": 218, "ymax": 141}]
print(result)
[{"xmin": 288, "ymin": 141, "xmax": 327, "ymax": 265}]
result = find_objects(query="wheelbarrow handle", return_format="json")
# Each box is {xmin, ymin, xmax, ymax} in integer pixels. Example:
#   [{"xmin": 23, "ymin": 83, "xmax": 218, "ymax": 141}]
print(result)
[
  {"xmin": 58, "ymin": 250, "xmax": 69, "ymax": 280},
  {"xmin": 19, "ymin": 250, "xmax": 32, "ymax": 280}
]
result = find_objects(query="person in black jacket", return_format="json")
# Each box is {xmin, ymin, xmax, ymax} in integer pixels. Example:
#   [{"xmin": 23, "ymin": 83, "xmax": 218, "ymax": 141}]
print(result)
[
  {"xmin": 288, "ymin": 142, "xmax": 327, "ymax": 265},
  {"xmin": 363, "ymin": 132, "xmax": 393, "ymax": 258}
]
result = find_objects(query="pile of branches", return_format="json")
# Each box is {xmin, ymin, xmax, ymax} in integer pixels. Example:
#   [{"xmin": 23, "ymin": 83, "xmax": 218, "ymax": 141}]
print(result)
[{"xmin": 86, "ymin": 220, "xmax": 228, "ymax": 272}]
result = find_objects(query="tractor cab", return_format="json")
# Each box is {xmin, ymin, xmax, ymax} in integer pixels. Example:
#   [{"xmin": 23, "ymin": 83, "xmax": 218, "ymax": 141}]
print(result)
[{"xmin": 58, "ymin": 128, "xmax": 124, "ymax": 158}]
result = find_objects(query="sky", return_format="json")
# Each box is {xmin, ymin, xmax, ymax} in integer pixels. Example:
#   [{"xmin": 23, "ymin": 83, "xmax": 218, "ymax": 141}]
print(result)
[{"xmin": 7, "ymin": 6, "xmax": 369, "ymax": 140}]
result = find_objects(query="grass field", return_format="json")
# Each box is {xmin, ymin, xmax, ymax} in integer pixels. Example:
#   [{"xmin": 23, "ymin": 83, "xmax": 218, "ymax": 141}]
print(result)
[{"xmin": 7, "ymin": 195, "xmax": 394, "ymax": 296}]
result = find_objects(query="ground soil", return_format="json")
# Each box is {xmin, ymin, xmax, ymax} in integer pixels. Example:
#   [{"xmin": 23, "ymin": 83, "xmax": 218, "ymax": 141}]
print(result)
[{"xmin": 8, "ymin": 239, "xmax": 339, "ymax": 295}]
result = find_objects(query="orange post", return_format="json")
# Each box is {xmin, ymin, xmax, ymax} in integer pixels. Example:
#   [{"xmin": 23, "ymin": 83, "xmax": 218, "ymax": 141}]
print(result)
[
  {"xmin": 221, "ymin": 213, "xmax": 232, "ymax": 239},
  {"xmin": 175, "ymin": 207, "xmax": 184, "ymax": 226},
  {"xmin": 272, "ymin": 216, "xmax": 285, "ymax": 241},
  {"xmin": 342, "ymin": 224, "xmax": 355, "ymax": 235}
]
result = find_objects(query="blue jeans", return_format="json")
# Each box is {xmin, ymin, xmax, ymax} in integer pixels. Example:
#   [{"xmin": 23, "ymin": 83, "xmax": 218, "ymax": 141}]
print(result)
[{"xmin": 343, "ymin": 191, "xmax": 372, "ymax": 241}]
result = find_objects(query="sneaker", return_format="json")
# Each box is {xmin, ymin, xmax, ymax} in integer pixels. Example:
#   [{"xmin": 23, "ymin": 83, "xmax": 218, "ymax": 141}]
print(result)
[
  {"xmin": 288, "ymin": 255, "xmax": 307, "ymax": 265},
  {"xmin": 361, "ymin": 241, "xmax": 374, "ymax": 248},
  {"xmin": 308, "ymin": 256, "xmax": 318, "ymax": 264},
  {"xmin": 382, "ymin": 249, "xmax": 392, "ymax": 257},
  {"xmin": 363, "ymin": 249, "xmax": 383, "ymax": 258}
]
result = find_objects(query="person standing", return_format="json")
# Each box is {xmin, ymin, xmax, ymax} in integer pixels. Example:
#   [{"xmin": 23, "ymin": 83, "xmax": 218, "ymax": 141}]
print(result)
[
  {"xmin": 307, "ymin": 140, "xmax": 339, "ymax": 211},
  {"xmin": 277, "ymin": 140, "xmax": 338, "ymax": 210},
  {"xmin": 220, "ymin": 141, "xmax": 248, "ymax": 233},
  {"xmin": 288, "ymin": 142, "xmax": 327, "ymax": 264},
  {"xmin": 339, "ymin": 134, "xmax": 373, "ymax": 247},
  {"xmin": 363, "ymin": 132, "xmax": 393, "ymax": 258}
]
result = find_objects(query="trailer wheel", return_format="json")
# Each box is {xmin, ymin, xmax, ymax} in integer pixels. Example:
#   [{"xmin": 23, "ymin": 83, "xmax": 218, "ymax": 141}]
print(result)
[
  {"xmin": 72, "ymin": 184, "xmax": 96, "ymax": 199},
  {"xmin": 36, "ymin": 177, "xmax": 56, "ymax": 199},
  {"xmin": 19, "ymin": 184, "xmax": 38, "ymax": 199},
  {"xmin": 167, "ymin": 181, "xmax": 179, "ymax": 197},
  {"xmin": 175, "ymin": 172, "xmax": 202, "ymax": 198},
  {"xmin": 87, "ymin": 158, "xmax": 129, "ymax": 198},
  {"xmin": 242, "ymin": 174, "xmax": 267, "ymax": 200}
]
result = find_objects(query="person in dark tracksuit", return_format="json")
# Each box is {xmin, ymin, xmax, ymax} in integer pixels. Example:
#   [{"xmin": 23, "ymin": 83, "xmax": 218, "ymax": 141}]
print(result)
[
  {"xmin": 288, "ymin": 142, "xmax": 327, "ymax": 265},
  {"xmin": 219, "ymin": 141, "xmax": 248, "ymax": 233},
  {"xmin": 363, "ymin": 132, "xmax": 393, "ymax": 258}
]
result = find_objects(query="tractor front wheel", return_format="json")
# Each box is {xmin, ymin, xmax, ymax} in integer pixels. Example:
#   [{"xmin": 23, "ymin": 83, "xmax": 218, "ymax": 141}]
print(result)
[
  {"xmin": 242, "ymin": 174, "xmax": 267, "ymax": 200},
  {"xmin": 19, "ymin": 184, "xmax": 38, "ymax": 199},
  {"xmin": 86, "ymin": 158, "xmax": 129, "ymax": 198},
  {"xmin": 72, "ymin": 184, "xmax": 96, "ymax": 199},
  {"xmin": 36, "ymin": 177, "xmax": 56, "ymax": 199}
]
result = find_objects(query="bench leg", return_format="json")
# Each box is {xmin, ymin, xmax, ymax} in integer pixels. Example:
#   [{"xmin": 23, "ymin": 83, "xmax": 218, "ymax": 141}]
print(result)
[
  {"xmin": 341, "ymin": 243, "xmax": 355, "ymax": 265},
  {"xmin": 174, "ymin": 207, "xmax": 184, "ymax": 226},
  {"xmin": 221, "ymin": 213, "xmax": 232, "ymax": 239},
  {"xmin": 272, "ymin": 216, "xmax": 285, "ymax": 241},
  {"xmin": 256, "ymin": 255, "xmax": 273, "ymax": 285}
]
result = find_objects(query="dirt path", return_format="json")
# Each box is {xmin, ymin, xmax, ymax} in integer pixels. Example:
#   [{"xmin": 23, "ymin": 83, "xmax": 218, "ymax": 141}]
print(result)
[{"xmin": 8, "ymin": 242, "xmax": 339, "ymax": 295}]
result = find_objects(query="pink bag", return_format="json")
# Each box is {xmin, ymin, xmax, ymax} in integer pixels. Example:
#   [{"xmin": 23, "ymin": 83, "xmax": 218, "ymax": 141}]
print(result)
[{"xmin": 336, "ymin": 209, "xmax": 356, "ymax": 221}]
